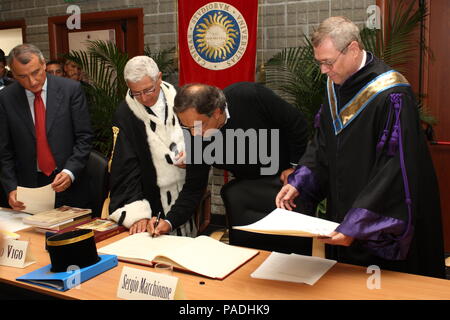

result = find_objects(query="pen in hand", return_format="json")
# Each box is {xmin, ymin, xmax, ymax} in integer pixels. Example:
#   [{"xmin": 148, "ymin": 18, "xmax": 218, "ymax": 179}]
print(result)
[{"xmin": 152, "ymin": 212, "xmax": 161, "ymax": 238}]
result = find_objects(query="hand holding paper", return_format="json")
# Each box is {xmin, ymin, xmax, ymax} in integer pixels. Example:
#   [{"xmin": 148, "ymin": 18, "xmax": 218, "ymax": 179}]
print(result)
[
  {"xmin": 319, "ymin": 231, "xmax": 354, "ymax": 246},
  {"xmin": 51, "ymin": 172, "xmax": 72, "ymax": 192},
  {"xmin": 8, "ymin": 190, "xmax": 25, "ymax": 211},
  {"xmin": 16, "ymin": 184, "xmax": 55, "ymax": 214}
]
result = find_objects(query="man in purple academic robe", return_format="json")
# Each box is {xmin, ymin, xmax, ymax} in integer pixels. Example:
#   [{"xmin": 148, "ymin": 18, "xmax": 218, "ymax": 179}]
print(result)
[{"xmin": 276, "ymin": 16, "xmax": 445, "ymax": 278}]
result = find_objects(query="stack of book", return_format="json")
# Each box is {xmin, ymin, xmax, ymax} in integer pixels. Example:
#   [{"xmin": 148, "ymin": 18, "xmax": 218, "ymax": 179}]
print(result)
[
  {"xmin": 23, "ymin": 206, "xmax": 92, "ymax": 233},
  {"xmin": 57, "ymin": 218, "xmax": 127, "ymax": 243}
]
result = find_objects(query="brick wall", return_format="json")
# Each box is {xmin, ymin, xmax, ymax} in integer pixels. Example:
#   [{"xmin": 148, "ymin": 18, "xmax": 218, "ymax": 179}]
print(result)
[{"xmin": 0, "ymin": 0, "xmax": 375, "ymax": 218}]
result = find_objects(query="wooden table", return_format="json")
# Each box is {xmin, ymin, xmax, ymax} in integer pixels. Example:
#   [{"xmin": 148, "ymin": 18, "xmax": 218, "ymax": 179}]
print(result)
[{"xmin": 0, "ymin": 229, "xmax": 449, "ymax": 300}]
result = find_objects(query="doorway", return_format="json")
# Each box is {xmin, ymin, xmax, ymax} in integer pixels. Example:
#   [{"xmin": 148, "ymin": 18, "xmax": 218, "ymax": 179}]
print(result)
[{"xmin": 48, "ymin": 8, "xmax": 144, "ymax": 60}]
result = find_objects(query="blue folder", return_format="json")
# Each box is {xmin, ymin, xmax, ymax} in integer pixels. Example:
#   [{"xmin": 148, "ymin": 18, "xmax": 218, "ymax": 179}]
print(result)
[{"xmin": 16, "ymin": 254, "xmax": 118, "ymax": 291}]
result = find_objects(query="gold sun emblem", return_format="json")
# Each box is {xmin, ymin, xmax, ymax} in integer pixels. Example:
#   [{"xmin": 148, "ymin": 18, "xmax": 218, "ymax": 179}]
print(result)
[{"xmin": 194, "ymin": 11, "xmax": 239, "ymax": 61}]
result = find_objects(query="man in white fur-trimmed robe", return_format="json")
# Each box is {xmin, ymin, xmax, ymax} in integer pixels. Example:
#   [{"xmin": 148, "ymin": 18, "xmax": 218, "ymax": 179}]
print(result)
[{"xmin": 108, "ymin": 56, "xmax": 196, "ymax": 237}]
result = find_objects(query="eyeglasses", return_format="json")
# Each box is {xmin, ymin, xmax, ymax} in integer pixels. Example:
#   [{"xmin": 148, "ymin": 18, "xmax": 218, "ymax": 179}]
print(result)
[
  {"xmin": 180, "ymin": 117, "xmax": 212, "ymax": 131},
  {"xmin": 130, "ymin": 86, "xmax": 158, "ymax": 98},
  {"xmin": 314, "ymin": 42, "xmax": 351, "ymax": 69}
]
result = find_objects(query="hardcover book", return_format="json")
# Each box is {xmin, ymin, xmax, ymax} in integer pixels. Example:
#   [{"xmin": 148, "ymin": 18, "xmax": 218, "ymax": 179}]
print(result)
[
  {"xmin": 57, "ymin": 218, "xmax": 127, "ymax": 243},
  {"xmin": 98, "ymin": 233, "xmax": 259, "ymax": 280},
  {"xmin": 34, "ymin": 216, "xmax": 92, "ymax": 233},
  {"xmin": 22, "ymin": 206, "xmax": 92, "ymax": 228}
]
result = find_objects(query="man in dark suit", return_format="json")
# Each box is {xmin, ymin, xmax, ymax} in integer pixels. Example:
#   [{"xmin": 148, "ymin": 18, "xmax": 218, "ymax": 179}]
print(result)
[
  {"xmin": 0, "ymin": 51, "xmax": 14, "ymax": 207},
  {"xmin": 0, "ymin": 44, "xmax": 93, "ymax": 210},
  {"xmin": 148, "ymin": 82, "xmax": 312, "ymax": 254}
]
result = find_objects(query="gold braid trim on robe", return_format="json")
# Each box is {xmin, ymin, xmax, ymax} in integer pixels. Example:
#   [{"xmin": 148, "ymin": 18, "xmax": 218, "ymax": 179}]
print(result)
[
  {"xmin": 327, "ymin": 70, "xmax": 410, "ymax": 135},
  {"xmin": 100, "ymin": 126, "xmax": 120, "ymax": 219}
]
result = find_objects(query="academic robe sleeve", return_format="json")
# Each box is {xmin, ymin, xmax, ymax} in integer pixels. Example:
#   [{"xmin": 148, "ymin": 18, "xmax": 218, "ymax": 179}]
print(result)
[
  {"xmin": 335, "ymin": 90, "xmax": 421, "ymax": 260},
  {"xmin": 288, "ymin": 105, "xmax": 329, "ymax": 205},
  {"xmin": 165, "ymin": 161, "xmax": 210, "ymax": 230},
  {"xmin": 108, "ymin": 121, "xmax": 152, "ymax": 228}
]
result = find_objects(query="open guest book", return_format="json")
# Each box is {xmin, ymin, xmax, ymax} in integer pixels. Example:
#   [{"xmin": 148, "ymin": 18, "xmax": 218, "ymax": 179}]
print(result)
[
  {"xmin": 98, "ymin": 233, "xmax": 259, "ymax": 280},
  {"xmin": 234, "ymin": 208, "xmax": 340, "ymax": 237}
]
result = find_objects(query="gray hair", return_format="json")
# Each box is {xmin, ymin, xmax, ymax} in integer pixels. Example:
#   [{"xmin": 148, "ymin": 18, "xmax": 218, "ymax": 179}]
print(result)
[
  {"xmin": 7, "ymin": 43, "xmax": 45, "ymax": 67},
  {"xmin": 124, "ymin": 55, "xmax": 160, "ymax": 83},
  {"xmin": 312, "ymin": 16, "xmax": 363, "ymax": 51}
]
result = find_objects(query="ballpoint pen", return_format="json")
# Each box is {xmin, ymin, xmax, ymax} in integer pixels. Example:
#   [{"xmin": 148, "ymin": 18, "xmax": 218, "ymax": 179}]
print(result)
[{"xmin": 152, "ymin": 211, "xmax": 161, "ymax": 237}]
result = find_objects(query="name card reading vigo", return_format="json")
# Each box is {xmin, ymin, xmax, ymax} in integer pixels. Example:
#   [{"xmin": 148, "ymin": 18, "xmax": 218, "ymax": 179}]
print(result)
[
  {"xmin": 117, "ymin": 266, "xmax": 185, "ymax": 300},
  {"xmin": 0, "ymin": 239, "xmax": 35, "ymax": 268}
]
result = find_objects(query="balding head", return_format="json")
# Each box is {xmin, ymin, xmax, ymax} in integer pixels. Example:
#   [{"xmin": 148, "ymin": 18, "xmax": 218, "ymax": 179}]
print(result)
[{"xmin": 174, "ymin": 83, "xmax": 226, "ymax": 116}]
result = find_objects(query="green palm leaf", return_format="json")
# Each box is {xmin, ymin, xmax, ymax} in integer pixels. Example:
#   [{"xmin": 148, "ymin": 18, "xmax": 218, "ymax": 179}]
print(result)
[
  {"xmin": 63, "ymin": 41, "xmax": 129, "ymax": 156},
  {"xmin": 265, "ymin": 36, "xmax": 326, "ymax": 136},
  {"xmin": 144, "ymin": 46, "xmax": 177, "ymax": 79}
]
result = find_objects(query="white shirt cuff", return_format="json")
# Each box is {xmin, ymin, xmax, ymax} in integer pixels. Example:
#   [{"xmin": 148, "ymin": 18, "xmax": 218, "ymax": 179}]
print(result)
[
  {"xmin": 165, "ymin": 219, "xmax": 173, "ymax": 232},
  {"xmin": 62, "ymin": 169, "xmax": 75, "ymax": 182}
]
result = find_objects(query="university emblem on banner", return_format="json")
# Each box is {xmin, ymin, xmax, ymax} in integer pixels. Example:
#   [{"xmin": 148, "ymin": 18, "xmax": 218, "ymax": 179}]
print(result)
[{"xmin": 187, "ymin": 2, "xmax": 249, "ymax": 70}]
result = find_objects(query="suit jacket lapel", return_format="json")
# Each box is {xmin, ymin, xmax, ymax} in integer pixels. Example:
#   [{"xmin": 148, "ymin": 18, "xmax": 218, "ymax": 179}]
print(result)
[
  {"xmin": 13, "ymin": 85, "xmax": 35, "ymax": 138},
  {"xmin": 45, "ymin": 75, "xmax": 62, "ymax": 134}
]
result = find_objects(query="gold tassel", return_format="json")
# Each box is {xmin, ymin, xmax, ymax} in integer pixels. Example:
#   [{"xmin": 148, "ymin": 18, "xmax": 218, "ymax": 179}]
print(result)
[{"xmin": 101, "ymin": 126, "xmax": 120, "ymax": 219}]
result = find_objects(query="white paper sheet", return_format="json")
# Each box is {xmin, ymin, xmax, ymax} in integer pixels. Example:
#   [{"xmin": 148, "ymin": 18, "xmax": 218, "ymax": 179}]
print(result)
[
  {"xmin": 16, "ymin": 184, "xmax": 55, "ymax": 214},
  {"xmin": 234, "ymin": 208, "xmax": 339, "ymax": 237},
  {"xmin": 251, "ymin": 252, "xmax": 337, "ymax": 285},
  {"xmin": 0, "ymin": 208, "xmax": 32, "ymax": 232}
]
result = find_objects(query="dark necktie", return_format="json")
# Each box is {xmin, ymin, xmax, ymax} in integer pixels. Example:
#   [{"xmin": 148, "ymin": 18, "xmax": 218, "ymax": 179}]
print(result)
[{"xmin": 34, "ymin": 91, "xmax": 56, "ymax": 176}]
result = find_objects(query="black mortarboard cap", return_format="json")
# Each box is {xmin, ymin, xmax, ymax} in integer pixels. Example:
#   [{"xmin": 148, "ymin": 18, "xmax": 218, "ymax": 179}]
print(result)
[{"xmin": 46, "ymin": 229, "xmax": 100, "ymax": 272}]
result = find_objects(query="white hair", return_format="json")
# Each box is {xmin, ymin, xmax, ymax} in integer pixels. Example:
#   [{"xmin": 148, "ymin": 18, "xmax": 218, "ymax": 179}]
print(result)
[{"xmin": 124, "ymin": 55, "xmax": 160, "ymax": 83}]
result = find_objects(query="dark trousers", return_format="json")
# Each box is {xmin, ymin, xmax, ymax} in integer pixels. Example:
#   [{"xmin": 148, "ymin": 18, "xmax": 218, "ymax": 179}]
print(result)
[
  {"xmin": 0, "ymin": 186, "xmax": 7, "ymax": 207},
  {"xmin": 221, "ymin": 175, "xmax": 315, "ymax": 255},
  {"xmin": 0, "ymin": 164, "xmax": 8, "ymax": 207}
]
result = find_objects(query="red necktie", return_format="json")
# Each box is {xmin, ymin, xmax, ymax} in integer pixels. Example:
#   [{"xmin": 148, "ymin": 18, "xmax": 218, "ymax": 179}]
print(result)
[{"xmin": 34, "ymin": 91, "xmax": 56, "ymax": 176}]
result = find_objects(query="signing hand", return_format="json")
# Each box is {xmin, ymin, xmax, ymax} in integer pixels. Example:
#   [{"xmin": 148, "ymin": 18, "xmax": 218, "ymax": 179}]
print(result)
[
  {"xmin": 275, "ymin": 183, "xmax": 299, "ymax": 211},
  {"xmin": 174, "ymin": 151, "xmax": 186, "ymax": 169},
  {"xmin": 8, "ymin": 190, "xmax": 25, "ymax": 211},
  {"xmin": 51, "ymin": 172, "xmax": 72, "ymax": 193},
  {"xmin": 147, "ymin": 217, "xmax": 171, "ymax": 237},
  {"xmin": 129, "ymin": 218, "xmax": 150, "ymax": 235},
  {"xmin": 319, "ymin": 231, "xmax": 354, "ymax": 247}
]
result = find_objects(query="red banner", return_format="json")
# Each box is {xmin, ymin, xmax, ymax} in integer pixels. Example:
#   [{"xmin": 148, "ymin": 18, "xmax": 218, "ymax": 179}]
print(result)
[{"xmin": 178, "ymin": 0, "xmax": 258, "ymax": 89}]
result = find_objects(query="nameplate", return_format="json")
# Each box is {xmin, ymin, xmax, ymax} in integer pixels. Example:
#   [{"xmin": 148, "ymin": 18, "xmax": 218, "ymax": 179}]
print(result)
[
  {"xmin": 117, "ymin": 266, "xmax": 185, "ymax": 300},
  {"xmin": 0, "ymin": 239, "xmax": 36, "ymax": 268}
]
